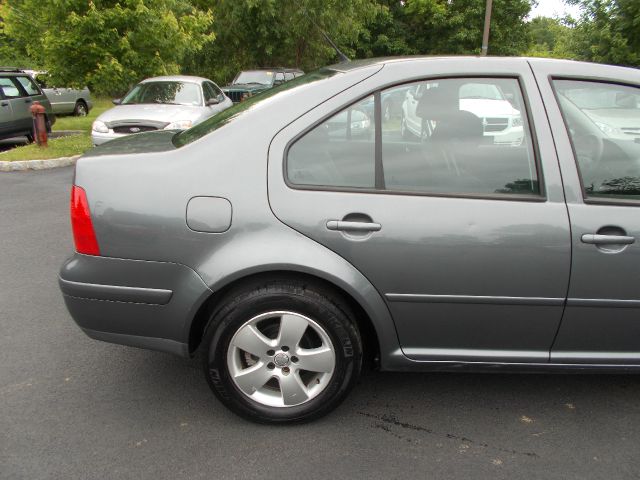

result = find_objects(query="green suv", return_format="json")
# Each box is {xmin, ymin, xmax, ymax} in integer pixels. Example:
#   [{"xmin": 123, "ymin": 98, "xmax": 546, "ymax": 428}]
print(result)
[
  {"xmin": 221, "ymin": 67, "xmax": 304, "ymax": 103},
  {"xmin": 0, "ymin": 67, "xmax": 55, "ymax": 141}
]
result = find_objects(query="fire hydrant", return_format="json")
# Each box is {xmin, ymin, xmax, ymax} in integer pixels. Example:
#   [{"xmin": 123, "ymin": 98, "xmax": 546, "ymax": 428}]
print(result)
[{"xmin": 30, "ymin": 101, "xmax": 48, "ymax": 147}]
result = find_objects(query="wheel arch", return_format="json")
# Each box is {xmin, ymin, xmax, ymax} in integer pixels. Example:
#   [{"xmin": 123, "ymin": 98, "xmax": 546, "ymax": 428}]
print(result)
[{"xmin": 187, "ymin": 267, "xmax": 398, "ymax": 369}]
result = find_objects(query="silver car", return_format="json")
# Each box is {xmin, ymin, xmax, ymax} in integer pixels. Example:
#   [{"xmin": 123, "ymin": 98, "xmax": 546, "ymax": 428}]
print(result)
[
  {"xmin": 91, "ymin": 75, "xmax": 232, "ymax": 145},
  {"xmin": 60, "ymin": 57, "xmax": 640, "ymax": 424},
  {"xmin": 28, "ymin": 71, "xmax": 93, "ymax": 116}
]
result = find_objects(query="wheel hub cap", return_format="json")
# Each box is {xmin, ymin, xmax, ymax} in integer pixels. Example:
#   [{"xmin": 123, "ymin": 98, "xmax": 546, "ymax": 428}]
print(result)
[{"xmin": 273, "ymin": 352, "xmax": 290, "ymax": 367}]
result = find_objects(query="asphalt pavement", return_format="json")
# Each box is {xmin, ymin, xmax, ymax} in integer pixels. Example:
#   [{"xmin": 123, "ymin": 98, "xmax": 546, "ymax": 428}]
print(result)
[{"xmin": 2, "ymin": 167, "xmax": 640, "ymax": 479}]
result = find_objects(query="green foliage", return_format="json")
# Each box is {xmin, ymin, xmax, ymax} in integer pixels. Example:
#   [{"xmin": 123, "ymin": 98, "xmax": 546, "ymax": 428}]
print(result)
[
  {"xmin": 185, "ymin": 0, "xmax": 376, "ymax": 84},
  {"xmin": 3, "ymin": 0, "xmax": 638, "ymax": 99},
  {"xmin": 353, "ymin": 2, "xmax": 415, "ymax": 58},
  {"xmin": 5, "ymin": 0, "xmax": 214, "ymax": 95},
  {"xmin": 401, "ymin": 0, "xmax": 533, "ymax": 56},
  {"xmin": 566, "ymin": 0, "xmax": 640, "ymax": 67},
  {"xmin": 524, "ymin": 16, "xmax": 575, "ymax": 59}
]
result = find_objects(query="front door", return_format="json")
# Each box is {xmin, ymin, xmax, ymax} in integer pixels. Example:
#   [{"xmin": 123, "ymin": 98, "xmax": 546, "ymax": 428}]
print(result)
[
  {"xmin": 268, "ymin": 59, "xmax": 571, "ymax": 363},
  {"xmin": 533, "ymin": 63, "xmax": 640, "ymax": 363}
]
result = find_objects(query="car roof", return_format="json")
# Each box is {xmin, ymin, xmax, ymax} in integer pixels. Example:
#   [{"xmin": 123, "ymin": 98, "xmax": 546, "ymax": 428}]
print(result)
[
  {"xmin": 0, "ymin": 67, "xmax": 36, "ymax": 75},
  {"xmin": 326, "ymin": 55, "xmax": 639, "ymax": 75},
  {"xmin": 140, "ymin": 75, "xmax": 211, "ymax": 84},
  {"xmin": 239, "ymin": 67, "xmax": 304, "ymax": 73}
]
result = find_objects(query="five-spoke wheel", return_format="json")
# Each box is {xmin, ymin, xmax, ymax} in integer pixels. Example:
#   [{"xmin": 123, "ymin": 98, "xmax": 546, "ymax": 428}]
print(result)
[{"xmin": 202, "ymin": 279, "xmax": 362, "ymax": 423}]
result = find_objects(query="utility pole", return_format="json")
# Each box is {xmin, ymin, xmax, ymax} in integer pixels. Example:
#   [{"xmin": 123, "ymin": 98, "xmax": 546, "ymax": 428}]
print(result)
[{"xmin": 481, "ymin": 0, "xmax": 493, "ymax": 56}]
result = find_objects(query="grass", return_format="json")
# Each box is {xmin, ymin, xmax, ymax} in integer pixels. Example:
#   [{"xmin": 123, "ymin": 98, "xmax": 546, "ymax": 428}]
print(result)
[
  {"xmin": 52, "ymin": 97, "xmax": 114, "ymax": 132},
  {"xmin": 0, "ymin": 133, "xmax": 93, "ymax": 161},
  {"xmin": 0, "ymin": 96, "xmax": 113, "ymax": 161}
]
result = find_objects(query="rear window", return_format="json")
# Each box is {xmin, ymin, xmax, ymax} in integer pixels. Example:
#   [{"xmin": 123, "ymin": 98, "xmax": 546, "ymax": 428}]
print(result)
[{"xmin": 173, "ymin": 70, "xmax": 336, "ymax": 147}]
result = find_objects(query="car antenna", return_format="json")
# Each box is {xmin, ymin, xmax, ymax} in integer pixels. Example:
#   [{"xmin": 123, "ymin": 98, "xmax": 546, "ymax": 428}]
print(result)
[{"xmin": 319, "ymin": 30, "xmax": 350, "ymax": 63}]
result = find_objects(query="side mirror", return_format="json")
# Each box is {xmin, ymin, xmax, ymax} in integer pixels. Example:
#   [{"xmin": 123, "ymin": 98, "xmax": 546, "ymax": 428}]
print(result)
[
  {"xmin": 207, "ymin": 98, "xmax": 220, "ymax": 106},
  {"xmin": 112, "ymin": 98, "xmax": 121, "ymax": 105}
]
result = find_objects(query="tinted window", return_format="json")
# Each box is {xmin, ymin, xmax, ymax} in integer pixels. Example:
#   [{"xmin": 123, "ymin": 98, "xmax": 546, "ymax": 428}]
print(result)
[
  {"xmin": 122, "ymin": 81, "xmax": 202, "ymax": 106},
  {"xmin": 15, "ymin": 76, "xmax": 40, "ymax": 96},
  {"xmin": 553, "ymin": 80, "xmax": 640, "ymax": 200},
  {"xmin": 384, "ymin": 78, "xmax": 538, "ymax": 195},
  {"xmin": 174, "ymin": 69, "xmax": 337, "ymax": 147},
  {"xmin": 202, "ymin": 83, "xmax": 216, "ymax": 102},
  {"xmin": 287, "ymin": 96, "xmax": 375, "ymax": 188},
  {"xmin": 208, "ymin": 82, "xmax": 224, "ymax": 100},
  {"xmin": 285, "ymin": 72, "xmax": 294, "ymax": 81},
  {"xmin": 234, "ymin": 71, "xmax": 274, "ymax": 86},
  {"xmin": 0, "ymin": 77, "xmax": 23, "ymax": 98}
]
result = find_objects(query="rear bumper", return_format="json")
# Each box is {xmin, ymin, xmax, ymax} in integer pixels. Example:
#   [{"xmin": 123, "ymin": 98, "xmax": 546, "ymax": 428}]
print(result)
[{"xmin": 59, "ymin": 254, "xmax": 212, "ymax": 357}]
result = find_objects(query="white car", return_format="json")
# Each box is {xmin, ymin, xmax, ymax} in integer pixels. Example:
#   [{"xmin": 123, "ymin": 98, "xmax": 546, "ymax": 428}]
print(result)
[
  {"xmin": 92, "ymin": 76, "xmax": 232, "ymax": 146},
  {"xmin": 401, "ymin": 80, "xmax": 524, "ymax": 145}
]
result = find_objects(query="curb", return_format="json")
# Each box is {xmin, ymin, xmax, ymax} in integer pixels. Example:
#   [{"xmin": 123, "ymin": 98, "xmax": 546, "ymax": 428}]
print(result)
[{"xmin": 0, "ymin": 155, "xmax": 80, "ymax": 172}]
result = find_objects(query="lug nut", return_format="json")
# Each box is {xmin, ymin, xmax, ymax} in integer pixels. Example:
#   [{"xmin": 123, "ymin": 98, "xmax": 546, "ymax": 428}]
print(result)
[
  {"xmin": 282, "ymin": 367, "xmax": 290, "ymax": 375},
  {"xmin": 267, "ymin": 362, "xmax": 275, "ymax": 370},
  {"xmin": 281, "ymin": 346, "xmax": 289, "ymax": 352},
  {"xmin": 291, "ymin": 356, "xmax": 299, "ymax": 363},
  {"xmin": 267, "ymin": 349, "xmax": 275, "ymax": 356}
]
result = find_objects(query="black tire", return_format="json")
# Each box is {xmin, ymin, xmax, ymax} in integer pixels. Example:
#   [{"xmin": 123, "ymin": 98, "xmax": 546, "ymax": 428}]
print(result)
[
  {"xmin": 73, "ymin": 101, "xmax": 88, "ymax": 117},
  {"xmin": 201, "ymin": 278, "xmax": 362, "ymax": 424}
]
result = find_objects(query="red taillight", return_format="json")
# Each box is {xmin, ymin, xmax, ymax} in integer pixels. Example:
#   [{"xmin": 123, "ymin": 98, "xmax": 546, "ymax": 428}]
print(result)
[{"xmin": 70, "ymin": 185, "xmax": 100, "ymax": 256}]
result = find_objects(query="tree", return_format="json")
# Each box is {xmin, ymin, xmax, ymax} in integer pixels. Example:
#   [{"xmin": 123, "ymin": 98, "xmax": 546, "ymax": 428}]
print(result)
[
  {"xmin": 354, "ymin": 1, "xmax": 415, "ymax": 58},
  {"xmin": 0, "ymin": 1, "xmax": 31, "ymax": 66},
  {"xmin": 525, "ymin": 16, "xmax": 575, "ymax": 59},
  {"xmin": 184, "ymin": 0, "xmax": 376, "ymax": 84},
  {"xmin": 4, "ymin": 0, "xmax": 214, "ymax": 95},
  {"xmin": 567, "ymin": 0, "xmax": 640, "ymax": 67},
  {"xmin": 401, "ymin": 0, "xmax": 534, "ymax": 56}
]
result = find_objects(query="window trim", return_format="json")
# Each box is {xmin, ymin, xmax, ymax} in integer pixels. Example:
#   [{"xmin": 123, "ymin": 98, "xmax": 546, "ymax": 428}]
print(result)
[
  {"xmin": 0, "ymin": 76, "xmax": 28, "ymax": 99},
  {"xmin": 284, "ymin": 75, "xmax": 546, "ymax": 202},
  {"xmin": 550, "ymin": 75, "xmax": 640, "ymax": 207},
  {"xmin": 15, "ymin": 75, "xmax": 42, "ymax": 97}
]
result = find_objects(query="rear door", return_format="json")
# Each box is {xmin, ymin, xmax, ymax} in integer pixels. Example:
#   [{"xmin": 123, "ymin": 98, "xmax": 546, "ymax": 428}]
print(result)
[
  {"xmin": 268, "ymin": 58, "xmax": 571, "ymax": 364},
  {"xmin": 0, "ymin": 76, "xmax": 31, "ymax": 136},
  {"xmin": 0, "ymin": 79, "xmax": 15, "ymax": 137},
  {"xmin": 532, "ymin": 60, "xmax": 640, "ymax": 364}
]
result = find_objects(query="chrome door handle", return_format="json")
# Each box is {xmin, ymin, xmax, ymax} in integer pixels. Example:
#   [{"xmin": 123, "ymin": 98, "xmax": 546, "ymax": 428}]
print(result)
[
  {"xmin": 581, "ymin": 234, "xmax": 635, "ymax": 245},
  {"xmin": 326, "ymin": 220, "xmax": 381, "ymax": 232}
]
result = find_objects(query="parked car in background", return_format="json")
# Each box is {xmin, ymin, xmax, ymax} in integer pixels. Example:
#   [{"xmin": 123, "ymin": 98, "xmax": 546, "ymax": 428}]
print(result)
[
  {"xmin": 28, "ymin": 71, "xmax": 93, "ymax": 116},
  {"xmin": 554, "ymin": 82, "xmax": 640, "ymax": 140},
  {"xmin": 61, "ymin": 57, "xmax": 640, "ymax": 424},
  {"xmin": 91, "ymin": 75, "xmax": 232, "ymax": 145},
  {"xmin": 402, "ymin": 80, "xmax": 524, "ymax": 145},
  {"xmin": 0, "ymin": 67, "xmax": 55, "ymax": 141},
  {"xmin": 222, "ymin": 68, "xmax": 304, "ymax": 103}
]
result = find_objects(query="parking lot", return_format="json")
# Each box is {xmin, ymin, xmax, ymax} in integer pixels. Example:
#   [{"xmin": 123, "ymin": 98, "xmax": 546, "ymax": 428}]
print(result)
[{"xmin": 2, "ymin": 167, "xmax": 640, "ymax": 479}]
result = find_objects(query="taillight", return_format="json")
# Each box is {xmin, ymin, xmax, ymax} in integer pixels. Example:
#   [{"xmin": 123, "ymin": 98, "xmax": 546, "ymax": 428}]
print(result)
[{"xmin": 70, "ymin": 185, "xmax": 100, "ymax": 256}]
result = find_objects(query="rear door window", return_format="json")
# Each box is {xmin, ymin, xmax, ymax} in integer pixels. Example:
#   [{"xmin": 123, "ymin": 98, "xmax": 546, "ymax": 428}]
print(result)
[
  {"xmin": 382, "ymin": 77, "xmax": 539, "ymax": 196},
  {"xmin": 553, "ymin": 79, "xmax": 640, "ymax": 200},
  {"xmin": 0, "ymin": 77, "xmax": 24, "ymax": 98}
]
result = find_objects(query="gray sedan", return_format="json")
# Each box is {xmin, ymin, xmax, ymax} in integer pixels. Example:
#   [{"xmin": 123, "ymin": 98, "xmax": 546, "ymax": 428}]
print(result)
[
  {"xmin": 60, "ymin": 57, "xmax": 640, "ymax": 424},
  {"xmin": 91, "ymin": 75, "xmax": 232, "ymax": 145}
]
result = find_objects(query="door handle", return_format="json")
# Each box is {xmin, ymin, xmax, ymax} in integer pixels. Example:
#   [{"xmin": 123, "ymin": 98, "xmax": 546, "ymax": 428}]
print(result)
[
  {"xmin": 24, "ymin": 99, "xmax": 32, "ymax": 103},
  {"xmin": 326, "ymin": 220, "xmax": 381, "ymax": 232},
  {"xmin": 1, "ymin": 101, "xmax": 8, "ymax": 107},
  {"xmin": 581, "ymin": 234, "xmax": 635, "ymax": 245}
]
